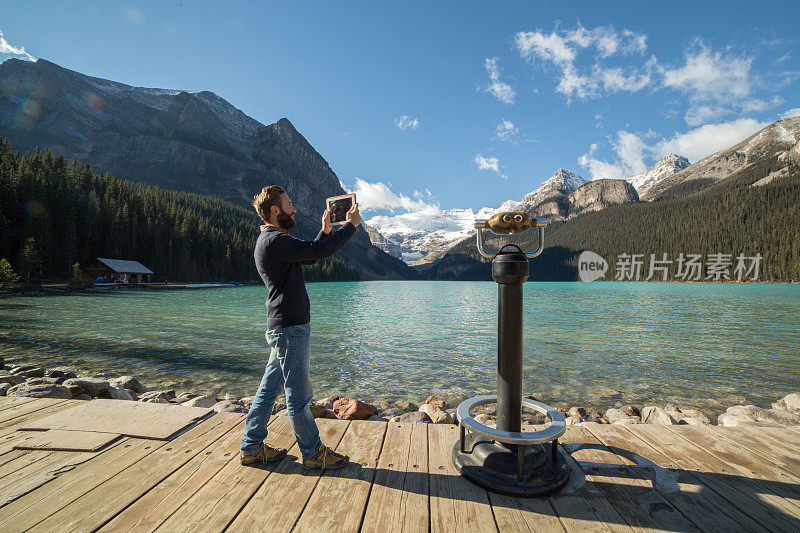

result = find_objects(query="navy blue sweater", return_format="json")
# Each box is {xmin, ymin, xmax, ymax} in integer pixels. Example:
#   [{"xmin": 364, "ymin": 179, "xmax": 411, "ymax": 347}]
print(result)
[{"xmin": 255, "ymin": 222, "xmax": 356, "ymax": 329}]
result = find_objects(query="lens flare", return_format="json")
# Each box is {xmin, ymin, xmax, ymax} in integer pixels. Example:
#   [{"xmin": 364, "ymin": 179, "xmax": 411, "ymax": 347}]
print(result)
[
  {"xmin": 21, "ymin": 99, "xmax": 41, "ymax": 117},
  {"xmin": 67, "ymin": 128, "xmax": 86, "ymax": 140},
  {"xmin": 85, "ymin": 92, "xmax": 104, "ymax": 109}
]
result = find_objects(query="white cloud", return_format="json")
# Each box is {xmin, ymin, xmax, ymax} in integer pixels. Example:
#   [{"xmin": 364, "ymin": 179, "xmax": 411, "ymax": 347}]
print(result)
[
  {"xmin": 515, "ymin": 24, "xmax": 653, "ymax": 100},
  {"xmin": 394, "ymin": 115, "xmax": 419, "ymax": 131},
  {"xmin": 578, "ymin": 118, "xmax": 768, "ymax": 180},
  {"xmin": 495, "ymin": 119, "xmax": 518, "ymax": 141},
  {"xmin": 0, "ymin": 30, "xmax": 35, "ymax": 61},
  {"xmin": 781, "ymin": 108, "xmax": 800, "ymax": 118},
  {"xmin": 474, "ymin": 154, "xmax": 507, "ymax": 179},
  {"xmin": 347, "ymin": 178, "xmax": 434, "ymax": 213},
  {"xmin": 484, "ymin": 57, "xmax": 516, "ymax": 104},
  {"xmin": 123, "ymin": 8, "xmax": 146, "ymax": 25}
]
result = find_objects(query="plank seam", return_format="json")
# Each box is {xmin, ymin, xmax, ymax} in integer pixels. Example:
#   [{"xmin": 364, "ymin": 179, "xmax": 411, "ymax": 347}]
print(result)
[{"xmin": 355, "ymin": 422, "xmax": 389, "ymax": 533}]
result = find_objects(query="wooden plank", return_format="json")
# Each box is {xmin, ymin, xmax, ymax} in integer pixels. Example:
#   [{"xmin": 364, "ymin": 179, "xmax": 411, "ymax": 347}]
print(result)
[
  {"xmin": 726, "ymin": 426, "xmax": 800, "ymax": 471},
  {"xmin": 0, "ymin": 397, "xmax": 37, "ymax": 411},
  {"xmin": 589, "ymin": 423, "xmax": 792, "ymax": 531},
  {"xmin": 0, "ymin": 398, "xmax": 71, "ymax": 425},
  {"xmin": 295, "ymin": 420, "xmax": 387, "ymax": 532},
  {"xmin": 141, "ymin": 415, "xmax": 296, "ymax": 533},
  {"xmin": 558, "ymin": 426, "xmax": 700, "ymax": 532},
  {"xmin": 27, "ymin": 413, "xmax": 244, "ymax": 533},
  {"xmin": 226, "ymin": 418, "xmax": 351, "ymax": 532},
  {"xmin": 0, "ymin": 400, "xmax": 82, "ymax": 435},
  {"xmin": 488, "ymin": 491, "xmax": 566, "ymax": 532},
  {"xmin": 625, "ymin": 424, "xmax": 800, "ymax": 531},
  {"xmin": 665, "ymin": 425, "xmax": 800, "ymax": 502},
  {"xmin": 20, "ymin": 399, "xmax": 213, "ymax": 440},
  {"xmin": 0, "ymin": 449, "xmax": 53, "ymax": 478},
  {"xmin": 0, "ymin": 449, "xmax": 97, "ymax": 507},
  {"xmin": 428, "ymin": 423, "xmax": 497, "ymax": 533},
  {"xmin": 98, "ymin": 415, "xmax": 287, "ymax": 532},
  {"xmin": 0, "ymin": 401, "xmax": 93, "ymax": 456},
  {"xmin": 13, "ymin": 429, "xmax": 121, "ymax": 451},
  {"xmin": 0, "ymin": 414, "xmax": 240, "ymax": 533},
  {"xmin": 361, "ymin": 422, "xmax": 429, "ymax": 533}
]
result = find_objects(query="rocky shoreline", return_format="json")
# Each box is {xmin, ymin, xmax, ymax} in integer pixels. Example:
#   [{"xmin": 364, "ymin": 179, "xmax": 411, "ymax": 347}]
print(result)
[{"xmin": 1, "ymin": 356, "xmax": 798, "ymax": 429}]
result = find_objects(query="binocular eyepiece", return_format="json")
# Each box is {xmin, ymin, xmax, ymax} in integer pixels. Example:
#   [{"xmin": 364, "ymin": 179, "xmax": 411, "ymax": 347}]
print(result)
[{"xmin": 474, "ymin": 212, "xmax": 549, "ymax": 259}]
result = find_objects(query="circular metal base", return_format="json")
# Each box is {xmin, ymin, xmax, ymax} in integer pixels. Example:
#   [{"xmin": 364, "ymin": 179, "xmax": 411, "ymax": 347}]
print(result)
[{"xmin": 452, "ymin": 433, "xmax": 570, "ymax": 497}]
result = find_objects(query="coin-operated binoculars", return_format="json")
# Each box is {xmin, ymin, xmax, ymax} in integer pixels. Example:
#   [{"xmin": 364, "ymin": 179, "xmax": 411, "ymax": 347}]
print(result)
[{"xmin": 452, "ymin": 212, "xmax": 570, "ymax": 497}]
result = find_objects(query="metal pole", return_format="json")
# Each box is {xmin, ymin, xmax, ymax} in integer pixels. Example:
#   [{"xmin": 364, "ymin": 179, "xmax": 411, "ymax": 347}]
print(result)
[{"xmin": 496, "ymin": 282, "xmax": 523, "ymax": 433}]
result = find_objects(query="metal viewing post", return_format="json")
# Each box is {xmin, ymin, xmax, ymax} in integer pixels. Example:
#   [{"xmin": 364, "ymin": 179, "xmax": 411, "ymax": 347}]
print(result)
[{"xmin": 452, "ymin": 212, "xmax": 570, "ymax": 497}]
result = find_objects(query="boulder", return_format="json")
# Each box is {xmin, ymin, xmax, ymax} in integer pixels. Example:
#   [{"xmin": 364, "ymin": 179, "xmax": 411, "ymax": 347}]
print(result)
[
  {"xmin": 678, "ymin": 409, "xmax": 711, "ymax": 425},
  {"xmin": 309, "ymin": 403, "xmax": 328, "ymax": 418},
  {"xmin": 10, "ymin": 366, "xmax": 45, "ymax": 378},
  {"xmin": 772, "ymin": 393, "xmax": 800, "ymax": 413},
  {"xmin": 394, "ymin": 400, "xmax": 418, "ymax": 412},
  {"xmin": 567, "ymin": 406, "xmax": 587, "ymax": 419},
  {"xmin": 603, "ymin": 408, "xmax": 639, "ymax": 425},
  {"xmin": 45, "ymin": 369, "xmax": 73, "ymax": 379},
  {"xmin": 73, "ymin": 393, "xmax": 93, "ymax": 401},
  {"xmin": 551, "ymin": 402, "xmax": 570, "ymax": 414},
  {"xmin": 6, "ymin": 382, "xmax": 72, "ymax": 399},
  {"xmin": 212, "ymin": 400, "xmax": 248, "ymax": 414},
  {"xmin": 109, "ymin": 376, "xmax": 144, "ymax": 393},
  {"xmin": 641, "ymin": 406, "xmax": 677, "ymax": 425},
  {"xmin": 316, "ymin": 395, "xmax": 342, "ymax": 409},
  {"xmin": 381, "ymin": 407, "xmax": 406, "ymax": 418},
  {"xmin": 419, "ymin": 403, "xmax": 453, "ymax": 424},
  {"xmin": 62, "ymin": 378, "xmax": 110, "ymax": 397},
  {"xmin": 183, "ymin": 395, "xmax": 218, "ymax": 408},
  {"xmin": 173, "ymin": 392, "xmax": 198, "ymax": 403},
  {"xmin": 0, "ymin": 383, "xmax": 11, "ymax": 396},
  {"xmin": 367, "ymin": 415, "xmax": 387, "ymax": 422},
  {"xmin": 142, "ymin": 397, "xmax": 170, "ymax": 404},
  {"xmin": 565, "ymin": 416, "xmax": 582, "ymax": 426},
  {"xmin": 612, "ymin": 417, "xmax": 641, "ymax": 425},
  {"xmin": 424, "ymin": 396, "xmax": 446, "ymax": 408},
  {"xmin": 138, "ymin": 389, "xmax": 176, "ymax": 402},
  {"xmin": 523, "ymin": 412, "xmax": 547, "ymax": 425},
  {"xmin": 333, "ymin": 398, "xmax": 374, "ymax": 420},
  {"xmin": 586, "ymin": 410, "xmax": 603, "ymax": 424},
  {"xmin": 395, "ymin": 411, "xmax": 432, "ymax": 424},
  {"xmin": 240, "ymin": 396, "xmax": 255, "ymax": 408},
  {"xmin": 620, "ymin": 405, "xmax": 641, "ymax": 417},
  {"xmin": 723, "ymin": 405, "xmax": 800, "ymax": 426},
  {"xmin": 24, "ymin": 377, "xmax": 62, "ymax": 385},
  {"xmin": 718, "ymin": 413, "xmax": 772, "ymax": 427},
  {"xmin": 0, "ymin": 374, "xmax": 24, "ymax": 386},
  {"xmin": 104, "ymin": 386, "xmax": 134, "ymax": 401}
]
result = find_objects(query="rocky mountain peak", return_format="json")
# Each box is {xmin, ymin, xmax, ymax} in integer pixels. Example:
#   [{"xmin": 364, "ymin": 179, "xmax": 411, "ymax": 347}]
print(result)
[
  {"xmin": 521, "ymin": 169, "xmax": 587, "ymax": 205},
  {"xmin": 627, "ymin": 153, "xmax": 690, "ymax": 196}
]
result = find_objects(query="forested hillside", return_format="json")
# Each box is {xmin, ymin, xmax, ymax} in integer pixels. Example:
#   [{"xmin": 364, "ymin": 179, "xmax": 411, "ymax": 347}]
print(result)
[
  {"xmin": 434, "ymin": 154, "xmax": 800, "ymax": 283},
  {"xmin": 0, "ymin": 139, "xmax": 359, "ymax": 282}
]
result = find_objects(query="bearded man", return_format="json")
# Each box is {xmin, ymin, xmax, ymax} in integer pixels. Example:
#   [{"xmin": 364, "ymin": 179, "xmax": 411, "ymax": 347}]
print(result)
[{"xmin": 241, "ymin": 185, "xmax": 360, "ymax": 469}]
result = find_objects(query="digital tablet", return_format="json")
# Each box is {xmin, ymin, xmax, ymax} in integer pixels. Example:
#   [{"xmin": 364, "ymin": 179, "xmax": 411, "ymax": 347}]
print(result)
[{"xmin": 326, "ymin": 193, "xmax": 356, "ymax": 226}]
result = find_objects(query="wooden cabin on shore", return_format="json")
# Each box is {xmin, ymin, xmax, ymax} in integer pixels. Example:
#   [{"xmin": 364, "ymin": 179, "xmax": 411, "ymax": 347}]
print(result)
[{"xmin": 84, "ymin": 258, "xmax": 154, "ymax": 283}]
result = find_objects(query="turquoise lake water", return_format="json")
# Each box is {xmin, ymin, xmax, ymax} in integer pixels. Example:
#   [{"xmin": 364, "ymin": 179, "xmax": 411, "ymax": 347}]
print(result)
[{"xmin": 1, "ymin": 282, "xmax": 799, "ymax": 413}]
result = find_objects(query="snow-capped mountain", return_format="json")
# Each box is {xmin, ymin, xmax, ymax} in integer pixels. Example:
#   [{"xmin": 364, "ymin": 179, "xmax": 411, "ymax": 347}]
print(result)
[
  {"xmin": 521, "ymin": 169, "xmax": 587, "ymax": 205},
  {"xmin": 627, "ymin": 154, "xmax": 690, "ymax": 196},
  {"xmin": 366, "ymin": 200, "xmax": 519, "ymax": 264}
]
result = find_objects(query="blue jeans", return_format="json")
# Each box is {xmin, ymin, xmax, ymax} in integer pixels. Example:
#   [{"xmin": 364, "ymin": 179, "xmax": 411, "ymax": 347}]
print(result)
[{"xmin": 241, "ymin": 323, "xmax": 322, "ymax": 459}]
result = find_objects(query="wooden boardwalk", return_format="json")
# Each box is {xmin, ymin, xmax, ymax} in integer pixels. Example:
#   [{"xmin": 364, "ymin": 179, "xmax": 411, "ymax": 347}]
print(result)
[{"xmin": 0, "ymin": 397, "xmax": 798, "ymax": 532}]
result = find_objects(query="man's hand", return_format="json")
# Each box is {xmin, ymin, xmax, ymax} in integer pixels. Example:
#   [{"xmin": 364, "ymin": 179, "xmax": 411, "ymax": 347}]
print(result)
[
  {"xmin": 321, "ymin": 209, "xmax": 332, "ymax": 234},
  {"xmin": 346, "ymin": 203, "xmax": 361, "ymax": 227}
]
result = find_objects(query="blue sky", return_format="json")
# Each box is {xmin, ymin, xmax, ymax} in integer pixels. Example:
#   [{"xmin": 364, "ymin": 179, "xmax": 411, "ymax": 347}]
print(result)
[{"xmin": 1, "ymin": 1, "xmax": 799, "ymax": 215}]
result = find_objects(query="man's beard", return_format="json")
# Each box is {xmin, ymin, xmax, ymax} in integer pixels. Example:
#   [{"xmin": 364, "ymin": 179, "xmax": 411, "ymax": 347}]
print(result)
[{"xmin": 277, "ymin": 209, "xmax": 296, "ymax": 230}]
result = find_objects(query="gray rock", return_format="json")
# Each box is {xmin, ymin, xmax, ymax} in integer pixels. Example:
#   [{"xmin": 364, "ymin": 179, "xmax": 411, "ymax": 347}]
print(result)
[
  {"xmin": 567, "ymin": 406, "xmax": 587, "ymax": 419},
  {"xmin": 641, "ymin": 406, "xmax": 677, "ymax": 425},
  {"xmin": 474, "ymin": 414, "xmax": 496, "ymax": 428},
  {"xmin": 62, "ymin": 377, "xmax": 110, "ymax": 397},
  {"xmin": 142, "ymin": 397, "xmax": 170, "ymax": 404},
  {"xmin": 620, "ymin": 405, "xmax": 641, "ymax": 417},
  {"xmin": 772, "ymin": 393, "xmax": 800, "ymax": 413},
  {"xmin": 381, "ymin": 407, "xmax": 405, "ymax": 418},
  {"xmin": 723, "ymin": 405, "xmax": 800, "ymax": 426},
  {"xmin": 10, "ymin": 366, "xmax": 45, "ymax": 378},
  {"xmin": 45, "ymin": 369, "xmax": 72, "ymax": 379},
  {"xmin": 138, "ymin": 389, "xmax": 176, "ymax": 402},
  {"xmin": 612, "ymin": 417, "xmax": 641, "ymax": 425},
  {"xmin": 105, "ymin": 386, "xmax": 134, "ymax": 401},
  {"xmin": 73, "ymin": 393, "xmax": 93, "ymax": 401},
  {"xmin": 173, "ymin": 392, "xmax": 198, "ymax": 403},
  {"xmin": 272, "ymin": 399, "xmax": 287, "ymax": 415},
  {"xmin": 603, "ymin": 408, "xmax": 639, "ymax": 425},
  {"xmin": 316, "ymin": 395, "xmax": 342, "ymax": 409},
  {"xmin": 565, "ymin": 416, "xmax": 582, "ymax": 426},
  {"xmin": 367, "ymin": 415, "xmax": 387, "ymax": 422},
  {"xmin": 212, "ymin": 400, "xmax": 248, "ymax": 414},
  {"xmin": 395, "ymin": 411, "xmax": 432, "ymax": 424},
  {"xmin": 394, "ymin": 400, "xmax": 418, "ymax": 412},
  {"xmin": 0, "ymin": 374, "xmax": 24, "ymax": 386},
  {"xmin": 0, "ymin": 383, "xmax": 12, "ymax": 395},
  {"xmin": 419, "ymin": 403, "xmax": 453, "ymax": 424},
  {"xmin": 522, "ymin": 412, "xmax": 547, "ymax": 425},
  {"xmin": 183, "ymin": 395, "xmax": 218, "ymax": 408},
  {"xmin": 6, "ymin": 382, "xmax": 72, "ymax": 399},
  {"xmin": 109, "ymin": 376, "xmax": 144, "ymax": 393},
  {"xmin": 24, "ymin": 377, "xmax": 62, "ymax": 386}
]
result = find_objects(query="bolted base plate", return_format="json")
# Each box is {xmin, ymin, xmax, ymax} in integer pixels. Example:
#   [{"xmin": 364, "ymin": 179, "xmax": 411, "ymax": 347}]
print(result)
[{"xmin": 452, "ymin": 433, "xmax": 570, "ymax": 497}]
